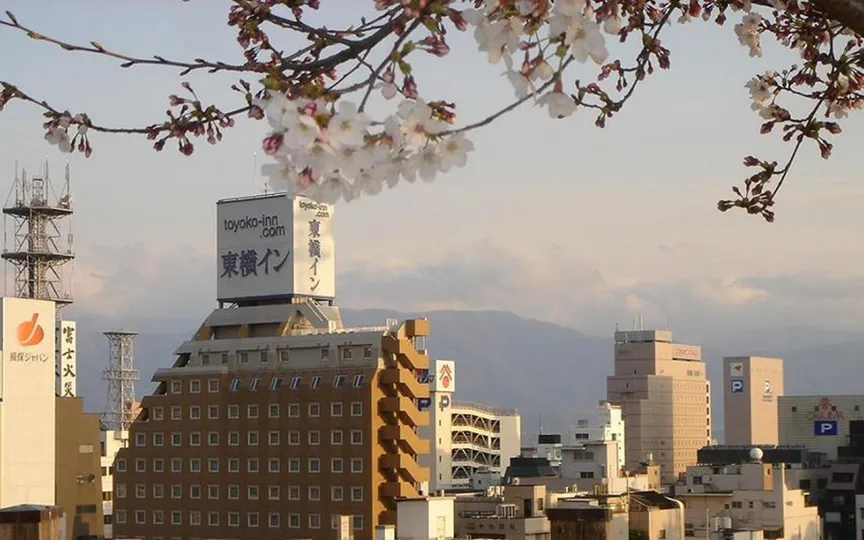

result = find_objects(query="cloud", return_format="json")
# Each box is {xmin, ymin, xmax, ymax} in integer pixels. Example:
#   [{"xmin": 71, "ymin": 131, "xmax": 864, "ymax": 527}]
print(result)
[{"xmin": 63, "ymin": 239, "xmax": 864, "ymax": 340}]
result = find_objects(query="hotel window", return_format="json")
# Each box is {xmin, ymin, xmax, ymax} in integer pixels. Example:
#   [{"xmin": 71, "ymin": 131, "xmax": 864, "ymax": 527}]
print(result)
[
  {"xmin": 207, "ymin": 405, "xmax": 218, "ymax": 419},
  {"xmin": 153, "ymin": 432, "xmax": 164, "ymax": 446},
  {"xmin": 351, "ymin": 458, "xmax": 363, "ymax": 473},
  {"xmin": 280, "ymin": 349, "xmax": 290, "ymax": 363},
  {"xmin": 228, "ymin": 458, "xmax": 239, "ymax": 473},
  {"xmin": 208, "ymin": 511, "xmax": 219, "ymax": 526},
  {"xmin": 309, "ymin": 514, "xmax": 321, "ymax": 529},
  {"xmin": 309, "ymin": 430, "xmax": 321, "ymax": 445},
  {"xmin": 353, "ymin": 374, "xmax": 365, "ymax": 387},
  {"xmin": 229, "ymin": 379, "xmax": 240, "ymax": 391},
  {"xmin": 248, "ymin": 512, "xmax": 260, "ymax": 527},
  {"xmin": 309, "ymin": 458, "xmax": 321, "ymax": 473},
  {"xmin": 190, "ymin": 511, "xmax": 202, "ymax": 526},
  {"xmin": 248, "ymin": 458, "xmax": 260, "ymax": 473},
  {"xmin": 269, "ymin": 513, "xmax": 281, "ymax": 528},
  {"xmin": 351, "ymin": 402, "xmax": 362, "ymax": 416},
  {"xmin": 363, "ymin": 346, "xmax": 373, "ymax": 359},
  {"xmin": 288, "ymin": 485, "xmax": 300, "ymax": 500},
  {"xmin": 269, "ymin": 431, "xmax": 280, "ymax": 445},
  {"xmin": 288, "ymin": 514, "xmax": 300, "ymax": 528},
  {"xmin": 208, "ymin": 485, "xmax": 219, "ymax": 499},
  {"xmin": 228, "ymin": 512, "xmax": 240, "ymax": 527},
  {"xmin": 208, "ymin": 432, "xmax": 219, "ymax": 446},
  {"xmin": 320, "ymin": 347, "xmax": 330, "ymax": 361},
  {"xmin": 115, "ymin": 459, "xmax": 126, "ymax": 472},
  {"xmin": 228, "ymin": 432, "xmax": 239, "ymax": 446},
  {"xmin": 208, "ymin": 458, "xmax": 219, "ymax": 473},
  {"xmin": 208, "ymin": 379, "xmax": 218, "ymax": 392},
  {"xmin": 248, "ymin": 485, "xmax": 259, "ymax": 500},
  {"xmin": 115, "ymin": 484, "xmax": 126, "ymax": 499},
  {"xmin": 268, "ymin": 485, "xmax": 280, "ymax": 500},
  {"xmin": 115, "ymin": 510, "xmax": 126, "ymax": 524},
  {"xmin": 290, "ymin": 376, "xmax": 301, "ymax": 389},
  {"xmin": 189, "ymin": 405, "xmax": 201, "ymax": 420},
  {"xmin": 331, "ymin": 486, "xmax": 344, "ymax": 501},
  {"xmin": 171, "ymin": 484, "xmax": 182, "ymax": 499},
  {"xmin": 153, "ymin": 458, "xmax": 164, "ymax": 473},
  {"xmin": 135, "ymin": 510, "xmax": 146, "ymax": 524},
  {"xmin": 269, "ymin": 404, "xmax": 280, "ymax": 418},
  {"xmin": 135, "ymin": 484, "xmax": 146, "ymax": 498},
  {"xmin": 309, "ymin": 403, "xmax": 320, "ymax": 417},
  {"xmin": 135, "ymin": 458, "xmax": 146, "ymax": 472},
  {"xmin": 250, "ymin": 377, "xmax": 261, "ymax": 392},
  {"xmin": 331, "ymin": 458, "xmax": 343, "ymax": 474},
  {"xmin": 190, "ymin": 485, "xmax": 201, "ymax": 499},
  {"xmin": 288, "ymin": 431, "xmax": 300, "ymax": 445},
  {"xmin": 351, "ymin": 430, "xmax": 363, "ymax": 445},
  {"xmin": 260, "ymin": 350, "xmax": 269, "ymax": 363},
  {"xmin": 171, "ymin": 380, "xmax": 182, "ymax": 394},
  {"xmin": 333, "ymin": 375, "xmax": 346, "ymax": 388},
  {"xmin": 248, "ymin": 431, "xmax": 260, "ymax": 446},
  {"xmin": 170, "ymin": 406, "xmax": 182, "ymax": 420},
  {"xmin": 269, "ymin": 458, "xmax": 280, "ymax": 473},
  {"xmin": 171, "ymin": 458, "xmax": 182, "ymax": 473},
  {"xmin": 331, "ymin": 402, "xmax": 343, "ymax": 417},
  {"xmin": 171, "ymin": 432, "xmax": 182, "ymax": 446},
  {"xmin": 351, "ymin": 486, "xmax": 364, "ymax": 501},
  {"xmin": 353, "ymin": 516, "xmax": 364, "ymax": 531},
  {"xmin": 153, "ymin": 510, "xmax": 164, "ymax": 525},
  {"xmin": 190, "ymin": 432, "xmax": 201, "ymax": 446},
  {"xmin": 308, "ymin": 485, "xmax": 321, "ymax": 501},
  {"xmin": 341, "ymin": 347, "xmax": 353, "ymax": 360},
  {"xmin": 271, "ymin": 376, "xmax": 283, "ymax": 390},
  {"xmin": 239, "ymin": 351, "xmax": 249, "ymax": 364},
  {"xmin": 228, "ymin": 485, "xmax": 240, "ymax": 500},
  {"xmin": 135, "ymin": 433, "xmax": 146, "ymax": 447},
  {"xmin": 228, "ymin": 405, "xmax": 239, "ymax": 419},
  {"xmin": 248, "ymin": 404, "xmax": 259, "ymax": 418},
  {"xmin": 152, "ymin": 407, "xmax": 163, "ymax": 421},
  {"xmin": 288, "ymin": 403, "xmax": 300, "ymax": 417},
  {"xmin": 190, "ymin": 458, "xmax": 202, "ymax": 473},
  {"xmin": 311, "ymin": 376, "xmax": 322, "ymax": 389},
  {"xmin": 152, "ymin": 484, "xmax": 163, "ymax": 499},
  {"xmin": 331, "ymin": 430, "xmax": 343, "ymax": 445},
  {"xmin": 288, "ymin": 458, "xmax": 300, "ymax": 473},
  {"xmin": 189, "ymin": 379, "xmax": 201, "ymax": 393},
  {"xmin": 221, "ymin": 352, "xmax": 229, "ymax": 364}
]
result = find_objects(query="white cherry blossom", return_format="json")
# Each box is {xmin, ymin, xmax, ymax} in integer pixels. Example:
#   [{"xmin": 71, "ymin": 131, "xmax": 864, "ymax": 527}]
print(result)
[
  {"xmin": 438, "ymin": 134, "xmax": 475, "ymax": 172},
  {"xmin": 538, "ymin": 90, "xmax": 577, "ymax": 118},
  {"xmin": 327, "ymin": 101, "xmax": 370, "ymax": 148},
  {"xmin": 735, "ymin": 13, "xmax": 763, "ymax": 57},
  {"xmin": 565, "ymin": 12, "xmax": 609, "ymax": 64}
]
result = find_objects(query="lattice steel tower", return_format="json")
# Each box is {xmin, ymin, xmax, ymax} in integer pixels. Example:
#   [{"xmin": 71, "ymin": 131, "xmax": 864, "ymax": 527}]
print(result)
[
  {"xmin": 102, "ymin": 330, "xmax": 140, "ymax": 432},
  {"xmin": 2, "ymin": 162, "xmax": 74, "ymax": 305}
]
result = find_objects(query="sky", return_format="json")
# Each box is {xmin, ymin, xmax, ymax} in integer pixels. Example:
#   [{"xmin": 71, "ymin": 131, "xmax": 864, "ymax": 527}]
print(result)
[{"xmin": 1, "ymin": 0, "xmax": 863, "ymax": 344}]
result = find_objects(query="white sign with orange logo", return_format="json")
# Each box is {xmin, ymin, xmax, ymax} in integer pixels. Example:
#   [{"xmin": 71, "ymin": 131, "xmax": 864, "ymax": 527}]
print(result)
[
  {"xmin": 431, "ymin": 359, "xmax": 455, "ymax": 393},
  {"xmin": 0, "ymin": 298, "xmax": 56, "ymax": 392}
]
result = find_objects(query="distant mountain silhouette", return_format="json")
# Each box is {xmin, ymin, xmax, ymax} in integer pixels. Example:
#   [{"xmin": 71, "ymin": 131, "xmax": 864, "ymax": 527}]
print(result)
[{"xmin": 68, "ymin": 309, "xmax": 864, "ymax": 443}]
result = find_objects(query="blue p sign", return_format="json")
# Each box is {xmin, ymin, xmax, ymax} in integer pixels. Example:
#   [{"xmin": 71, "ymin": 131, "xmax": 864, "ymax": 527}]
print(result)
[
  {"xmin": 814, "ymin": 420, "xmax": 838, "ymax": 436},
  {"xmin": 731, "ymin": 379, "xmax": 745, "ymax": 393}
]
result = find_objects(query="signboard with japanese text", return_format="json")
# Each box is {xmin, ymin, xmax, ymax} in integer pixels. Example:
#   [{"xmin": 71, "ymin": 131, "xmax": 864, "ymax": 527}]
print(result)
[
  {"xmin": 216, "ymin": 194, "xmax": 335, "ymax": 302},
  {"xmin": 0, "ymin": 297, "xmax": 56, "ymax": 402},
  {"xmin": 430, "ymin": 359, "xmax": 455, "ymax": 393},
  {"xmin": 291, "ymin": 198, "xmax": 335, "ymax": 298},
  {"xmin": 57, "ymin": 320, "xmax": 76, "ymax": 397}
]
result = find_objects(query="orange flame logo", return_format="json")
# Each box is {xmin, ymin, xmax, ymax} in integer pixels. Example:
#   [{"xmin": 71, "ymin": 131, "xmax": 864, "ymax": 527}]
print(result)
[{"xmin": 17, "ymin": 313, "xmax": 44, "ymax": 347}]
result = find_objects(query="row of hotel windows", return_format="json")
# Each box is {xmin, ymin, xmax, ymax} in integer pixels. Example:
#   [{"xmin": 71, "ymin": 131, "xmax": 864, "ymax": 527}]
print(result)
[
  {"xmin": 117, "ymin": 483, "xmax": 364, "ymax": 502},
  {"xmin": 135, "ymin": 427, "xmax": 364, "ymax": 449},
  {"xmin": 197, "ymin": 345, "xmax": 375, "ymax": 367},
  {"xmin": 167, "ymin": 373, "xmax": 367, "ymax": 395},
  {"xmin": 116, "ymin": 509, "xmax": 363, "ymax": 531},
  {"xmin": 119, "ymin": 454, "xmax": 364, "ymax": 475},
  {"xmin": 149, "ymin": 401, "xmax": 363, "ymax": 422}
]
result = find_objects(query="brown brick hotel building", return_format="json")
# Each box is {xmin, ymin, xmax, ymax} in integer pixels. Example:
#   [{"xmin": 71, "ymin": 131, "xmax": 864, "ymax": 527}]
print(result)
[{"xmin": 112, "ymin": 300, "xmax": 430, "ymax": 540}]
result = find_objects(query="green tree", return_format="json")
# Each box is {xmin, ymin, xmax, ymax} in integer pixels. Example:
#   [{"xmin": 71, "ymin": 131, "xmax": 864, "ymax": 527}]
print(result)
[{"xmin": 2, "ymin": 0, "xmax": 862, "ymax": 219}]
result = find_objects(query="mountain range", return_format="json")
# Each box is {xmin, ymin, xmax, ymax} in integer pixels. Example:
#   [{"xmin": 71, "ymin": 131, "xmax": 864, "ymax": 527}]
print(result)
[{"xmin": 68, "ymin": 308, "xmax": 864, "ymax": 444}]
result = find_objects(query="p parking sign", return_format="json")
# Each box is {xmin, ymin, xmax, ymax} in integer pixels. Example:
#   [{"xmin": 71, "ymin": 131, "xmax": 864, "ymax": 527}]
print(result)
[{"xmin": 731, "ymin": 379, "xmax": 745, "ymax": 394}]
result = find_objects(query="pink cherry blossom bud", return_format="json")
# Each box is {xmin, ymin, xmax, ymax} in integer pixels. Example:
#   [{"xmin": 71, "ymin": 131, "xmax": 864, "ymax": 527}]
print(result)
[
  {"xmin": 742, "ymin": 156, "xmax": 759, "ymax": 166},
  {"xmin": 169, "ymin": 95, "xmax": 184, "ymax": 106},
  {"xmin": 248, "ymin": 105, "xmax": 264, "ymax": 120},
  {"xmin": 449, "ymin": 10, "xmax": 468, "ymax": 31},
  {"xmin": 262, "ymin": 133, "xmax": 284, "ymax": 155},
  {"xmin": 154, "ymin": 140, "xmax": 166, "ymax": 152},
  {"xmin": 402, "ymin": 76, "xmax": 418, "ymax": 99},
  {"xmin": 823, "ymin": 122, "xmax": 842, "ymax": 134}
]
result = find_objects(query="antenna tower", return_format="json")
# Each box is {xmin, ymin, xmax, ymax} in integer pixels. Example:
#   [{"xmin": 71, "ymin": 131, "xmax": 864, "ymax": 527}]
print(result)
[
  {"xmin": 2, "ymin": 161, "xmax": 74, "ymax": 305},
  {"xmin": 102, "ymin": 330, "xmax": 140, "ymax": 432}
]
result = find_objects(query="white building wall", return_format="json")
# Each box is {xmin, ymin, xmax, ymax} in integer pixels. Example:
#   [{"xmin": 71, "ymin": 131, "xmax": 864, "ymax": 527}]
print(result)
[
  {"xmin": 572, "ymin": 401, "xmax": 626, "ymax": 472},
  {"xmin": 779, "ymin": 395, "xmax": 864, "ymax": 460},
  {"xmin": 396, "ymin": 497, "xmax": 455, "ymax": 540},
  {"xmin": 101, "ymin": 429, "xmax": 129, "ymax": 539},
  {"xmin": 0, "ymin": 297, "xmax": 57, "ymax": 507}
]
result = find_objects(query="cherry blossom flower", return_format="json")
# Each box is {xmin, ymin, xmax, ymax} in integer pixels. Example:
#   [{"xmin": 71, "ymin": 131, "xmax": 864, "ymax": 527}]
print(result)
[
  {"xmin": 735, "ymin": 13, "xmax": 763, "ymax": 57},
  {"xmin": 538, "ymin": 90, "xmax": 578, "ymax": 118},
  {"xmin": 565, "ymin": 12, "xmax": 610, "ymax": 64},
  {"xmin": 438, "ymin": 134, "xmax": 475, "ymax": 172},
  {"xmin": 327, "ymin": 101, "xmax": 371, "ymax": 148}
]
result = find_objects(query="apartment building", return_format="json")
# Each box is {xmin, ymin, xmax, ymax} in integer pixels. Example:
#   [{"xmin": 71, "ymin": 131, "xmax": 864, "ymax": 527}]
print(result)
[
  {"xmin": 607, "ymin": 329, "xmax": 711, "ymax": 484},
  {"xmin": 421, "ymin": 359, "xmax": 521, "ymax": 490},
  {"xmin": 723, "ymin": 356, "xmax": 784, "ymax": 446}
]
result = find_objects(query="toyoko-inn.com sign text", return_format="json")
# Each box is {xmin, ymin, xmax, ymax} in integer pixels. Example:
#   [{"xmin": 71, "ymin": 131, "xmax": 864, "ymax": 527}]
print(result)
[{"xmin": 222, "ymin": 213, "xmax": 287, "ymax": 239}]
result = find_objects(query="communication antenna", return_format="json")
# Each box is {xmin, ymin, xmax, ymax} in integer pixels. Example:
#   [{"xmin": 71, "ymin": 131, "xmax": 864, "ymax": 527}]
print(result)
[
  {"xmin": 101, "ymin": 330, "xmax": 140, "ymax": 432},
  {"xmin": 2, "ymin": 160, "xmax": 74, "ymax": 306}
]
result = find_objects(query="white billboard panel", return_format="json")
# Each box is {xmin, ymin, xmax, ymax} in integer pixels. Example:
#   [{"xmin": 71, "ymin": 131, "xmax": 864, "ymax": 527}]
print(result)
[
  {"xmin": 216, "ymin": 194, "xmax": 335, "ymax": 302},
  {"xmin": 291, "ymin": 198, "xmax": 335, "ymax": 298},
  {"xmin": 0, "ymin": 297, "xmax": 57, "ymax": 505},
  {"xmin": 58, "ymin": 320, "xmax": 77, "ymax": 397},
  {"xmin": 431, "ymin": 359, "xmax": 455, "ymax": 393}
]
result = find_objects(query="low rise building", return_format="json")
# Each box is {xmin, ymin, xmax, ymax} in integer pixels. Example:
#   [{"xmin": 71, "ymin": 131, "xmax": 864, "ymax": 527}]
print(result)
[
  {"xmin": 546, "ymin": 493, "xmax": 629, "ymax": 540},
  {"xmin": 454, "ymin": 484, "xmax": 551, "ymax": 540}
]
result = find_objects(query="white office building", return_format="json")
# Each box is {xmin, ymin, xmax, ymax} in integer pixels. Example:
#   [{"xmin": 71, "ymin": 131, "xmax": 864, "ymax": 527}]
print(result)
[
  {"xmin": 571, "ymin": 401, "xmax": 626, "ymax": 473},
  {"xmin": 420, "ymin": 360, "xmax": 521, "ymax": 491}
]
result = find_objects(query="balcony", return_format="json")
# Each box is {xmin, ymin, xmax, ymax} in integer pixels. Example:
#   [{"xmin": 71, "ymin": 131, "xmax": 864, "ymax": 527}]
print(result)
[
  {"xmin": 380, "ymin": 453, "xmax": 428, "ymax": 484},
  {"xmin": 380, "ymin": 481, "xmax": 421, "ymax": 499},
  {"xmin": 379, "ymin": 367, "xmax": 428, "ymax": 401},
  {"xmin": 379, "ymin": 424, "xmax": 430, "ymax": 455},
  {"xmin": 382, "ymin": 336, "xmax": 429, "ymax": 371},
  {"xmin": 379, "ymin": 395, "xmax": 429, "ymax": 429}
]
